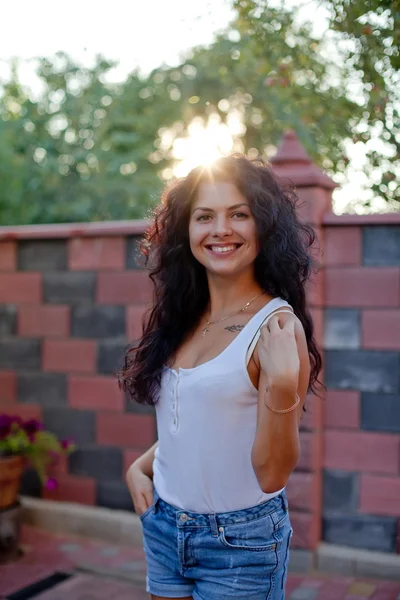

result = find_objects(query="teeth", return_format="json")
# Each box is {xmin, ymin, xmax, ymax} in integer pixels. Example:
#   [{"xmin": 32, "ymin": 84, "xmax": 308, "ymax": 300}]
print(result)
[{"xmin": 211, "ymin": 245, "xmax": 236, "ymax": 253}]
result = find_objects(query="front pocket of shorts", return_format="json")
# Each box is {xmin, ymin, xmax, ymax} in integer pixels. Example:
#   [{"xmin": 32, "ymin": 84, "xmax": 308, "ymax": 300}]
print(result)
[
  {"xmin": 218, "ymin": 521, "xmax": 277, "ymax": 552},
  {"xmin": 139, "ymin": 501, "xmax": 155, "ymax": 522}
]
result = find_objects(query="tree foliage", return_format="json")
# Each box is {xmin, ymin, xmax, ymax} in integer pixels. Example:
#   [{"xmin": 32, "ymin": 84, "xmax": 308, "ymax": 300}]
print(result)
[{"xmin": 0, "ymin": 0, "xmax": 398, "ymax": 225}]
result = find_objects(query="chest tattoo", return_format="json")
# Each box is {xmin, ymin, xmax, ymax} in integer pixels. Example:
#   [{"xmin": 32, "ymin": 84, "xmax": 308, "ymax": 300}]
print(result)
[{"xmin": 224, "ymin": 324, "xmax": 246, "ymax": 333}]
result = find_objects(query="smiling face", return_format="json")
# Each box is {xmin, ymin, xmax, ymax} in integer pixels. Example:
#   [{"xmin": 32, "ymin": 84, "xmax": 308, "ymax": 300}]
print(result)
[{"xmin": 189, "ymin": 181, "xmax": 259, "ymax": 277}]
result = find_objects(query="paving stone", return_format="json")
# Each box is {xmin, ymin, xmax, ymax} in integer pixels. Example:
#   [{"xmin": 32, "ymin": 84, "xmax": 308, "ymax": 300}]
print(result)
[
  {"xmin": 288, "ymin": 586, "xmax": 319, "ymax": 599},
  {"xmin": 99, "ymin": 546, "xmax": 120, "ymax": 557},
  {"xmin": 18, "ymin": 239, "xmax": 67, "ymax": 271},
  {"xmin": 325, "ymin": 350, "xmax": 400, "ymax": 393},
  {"xmin": 59, "ymin": 542, "xmax": 82, "ymax": 553}
]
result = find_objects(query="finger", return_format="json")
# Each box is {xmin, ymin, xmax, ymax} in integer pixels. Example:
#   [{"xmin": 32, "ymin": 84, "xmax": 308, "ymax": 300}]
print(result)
[
  {"xmin": 268, "ymin": 316, "xmax": 281, "ymax": 333},
  {"xmin": 283, "ymin": 317, "xmax": 296, "ymax": 334}
]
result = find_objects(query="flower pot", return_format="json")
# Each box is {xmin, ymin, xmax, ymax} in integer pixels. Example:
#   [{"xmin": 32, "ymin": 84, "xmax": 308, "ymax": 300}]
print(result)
[{"xmin": 0, "ymin": 455, "xmax": 25, "ymax": 510}]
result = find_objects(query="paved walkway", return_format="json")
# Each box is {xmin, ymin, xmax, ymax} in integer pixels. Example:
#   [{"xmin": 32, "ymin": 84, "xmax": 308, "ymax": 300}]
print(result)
[{"xmin": 1, "ymin": 526, "xmax": 400, "ymax": 599}]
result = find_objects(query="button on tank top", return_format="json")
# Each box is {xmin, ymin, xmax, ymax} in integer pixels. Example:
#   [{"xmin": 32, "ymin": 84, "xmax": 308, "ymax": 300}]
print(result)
[{"xmin": 152, "ymin": 297, "xmax": 293, "ymax": 513}]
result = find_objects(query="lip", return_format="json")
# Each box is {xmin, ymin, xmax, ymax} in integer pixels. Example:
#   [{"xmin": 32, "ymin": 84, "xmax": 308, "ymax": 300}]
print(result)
[{"xmin": 204, "ymin": 243, "xmax": 243, "ymax": 258}]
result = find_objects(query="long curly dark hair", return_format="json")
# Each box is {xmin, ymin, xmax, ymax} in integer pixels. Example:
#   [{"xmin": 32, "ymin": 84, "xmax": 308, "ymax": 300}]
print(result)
[{"xmin": 119, "ymin": 155, "xmax": 322, "ymax": 405}]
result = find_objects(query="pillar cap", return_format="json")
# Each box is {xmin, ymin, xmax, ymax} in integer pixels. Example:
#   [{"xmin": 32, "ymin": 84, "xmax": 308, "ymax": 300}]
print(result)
[{"xmin": 270, "ymin": 130, "xmax": 337, "ymax": 190}]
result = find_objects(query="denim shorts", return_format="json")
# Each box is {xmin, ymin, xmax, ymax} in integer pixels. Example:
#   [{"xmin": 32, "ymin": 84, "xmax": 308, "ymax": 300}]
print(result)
[{"xmin": 140, "ymin": 488, "xmax": 293, "ymax": 599}]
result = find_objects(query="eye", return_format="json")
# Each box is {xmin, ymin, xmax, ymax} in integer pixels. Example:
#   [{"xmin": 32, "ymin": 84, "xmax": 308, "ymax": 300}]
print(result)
[
  {"xmin": 232, "ymin": 212, "xmax": 249, "ymax": 219},
  {"xmin": 197, "ymin": 214, "xmax": 212, "ymax": 222}
]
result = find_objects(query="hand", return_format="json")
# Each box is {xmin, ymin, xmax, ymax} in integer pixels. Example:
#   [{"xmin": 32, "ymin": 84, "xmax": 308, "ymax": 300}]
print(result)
[
  {"xmin": 258, "ymin": 315, "xmax": 300, "ymax": 392},
  {"xmin": 126, "ymin": 463, "xmax": 154, "ymax": 516}
]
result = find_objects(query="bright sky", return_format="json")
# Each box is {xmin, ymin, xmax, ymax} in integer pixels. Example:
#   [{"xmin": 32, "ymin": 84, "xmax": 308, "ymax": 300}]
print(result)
[{"xmin": 0, "ymin": 0, "xmax": 377, "ymax": 212}]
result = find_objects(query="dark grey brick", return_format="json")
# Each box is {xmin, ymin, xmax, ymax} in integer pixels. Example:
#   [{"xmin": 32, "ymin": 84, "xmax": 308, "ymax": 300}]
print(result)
[
  {"xmin": 363, "ymin": 226, "xmax": 400, "ymax": 266},
  {"xmin": 322, "ymin": 512, "xmax": 397, "ymax": 553},
  {"xmin": 126, "ymin": 236, "xmax": 144, "ymax": 269},
  {"xmin": 361, "ymin": 393, "xmax": 400, "ymax": 433},
  {"xmin": 96, "ymin": 480, "xmax": 134, "ymax": 511},
  {"xmin": 72, "ymin": 306, "xmax": 125, "ymax": 338},
  {"xmin": 0, "ymin": 339, "xmax": 41, "ymax": 370},
  {"xmin": 324, "ymin": 309, "xmax": 360, "ymax": 350},
  {"xmin": 325, "ymin": 350, "xmax": 399, "ymax": 393},
  {"xmin": 42, "ymin": 408, "xmax": 95, "ymax": 445},
  {"xmin": 43, "ymin": 272, "xmax": 95, "ymax": 304},
  {"xmin": 97, "ymin": 338, "xmax": 127, "ymax": 375},
  {"xmin": 69, "ymin": 446, "xmax": 122, "ymax": 480},
  {"xmin": 323, "ymin": 470, "xmax": 358, "ymax": 512},
  {"xmin": 0, "ymin": 305, "xmax": 17, "ymax": 336},
  {"xmin": 18, "ymin": 372, "xmax": 67, "ymax": 407},
  {"xmin": 18, "ymin": 240, "xmax": 67, "ymax": 271},
  {"xmin": 125, "ymin": 394, "xmax": 156, "ymax": 415},
  {"xmin": 19, "ymin": 468, "xmax": 42, "ymax": 498}
]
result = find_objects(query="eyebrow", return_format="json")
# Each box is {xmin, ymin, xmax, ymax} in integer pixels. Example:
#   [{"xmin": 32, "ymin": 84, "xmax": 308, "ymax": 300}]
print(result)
[{"xmin": 192, "ymin": 203, "xmax": 249, "ymax": 214}]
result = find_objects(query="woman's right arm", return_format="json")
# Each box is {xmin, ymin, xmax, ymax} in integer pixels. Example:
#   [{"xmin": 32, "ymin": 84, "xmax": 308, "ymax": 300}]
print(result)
[{"xmin": 126, "ymin": 442, "xmax": 158, "ymax": 514}]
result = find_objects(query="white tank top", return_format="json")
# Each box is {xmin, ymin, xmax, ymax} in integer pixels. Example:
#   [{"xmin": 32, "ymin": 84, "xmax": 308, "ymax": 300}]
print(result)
[{"xmin": 152, "ymin": 297, "xmax": 293, "ymax": 513}]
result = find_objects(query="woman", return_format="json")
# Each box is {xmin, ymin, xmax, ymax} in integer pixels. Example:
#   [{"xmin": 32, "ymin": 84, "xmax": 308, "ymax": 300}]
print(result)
[{"xmin": 120, "ymin": 155, "xmax": 322, "ymax": 600}]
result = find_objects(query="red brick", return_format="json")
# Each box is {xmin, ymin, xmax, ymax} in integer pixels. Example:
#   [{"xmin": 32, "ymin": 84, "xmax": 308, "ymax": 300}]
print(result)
[
  {"xmin": 362, "ymin": 309, "xmax": 400, "ymax": 350},
  {"xmin": 18, "ymin": 305, "xmax": 70, "ymax": 337},
  {"xmin": 305, "ymin": 271, "xmax": 323, "ymax": 307},
  {"xmin": 43, "ymin": 474, "xmax": 96, "ymax": 505},
  {"xmin": 0, "ymin": 241, "xmax": 16, "ymax": 270},
  {"xmin": 0, "ymin": 273, "xmax": 42, "ymax": 303},
  {"xmin": 97, "ymin": 413, "xmax": 155, "ymax": 448},
  {"xmin": 286, "ymin": 472, "xmax": 318, "ymax": 512},
  {"xmin": 68, "ymin": 237, "xmax": 125, "ymax": 271},
  {"xmin": 43, "ymin": 340, "xmax": 96, "ymax": 373},
  {"xmin": 325, "ymin": 267, "xmax": 400, "ymax": 307},
  {"xmin": 324, "ymin": 430, "xmax": 399, "ymax": 474},
  {"xmin": 360, "ymin": 475, "xmax": 400, "ymax": 517},
  {"xmin": 126, "ymin": 305, "xmax": 149, "ymax": 339},
  {"xmin": 297, "ymin": 431, "xmax": 319, "ymax": 471},
  {"xmin": 324, "ymin": 390, "xmax": 360, "ymax": 429},
  {"xmin": 0, "ymin": 371, "xmax": 17, "ymax": 403},
  {"xmin": 97, "ymin": 271, "xmax": 152, "ymax": 305},
  {"xmin": 324, "ymin": 227, "xmax": 362, "ymax": 266},
  {"xmin": 300, "ymin": 394, "xmax": 321, "ymax": 431},
  {"xmin": 123, "ymin": 449, "xmax": 144, "ymax": 475},
  {"xmin": 290, "ymin": 510, "xmax": 318, "ymax": 549},
  {"xmin": 309, "ymin": 307, "xmax": 323, "ymax": 345},
  {"xmin": 1, "ymin": 403, "xmax": 42, "ymax": 421},
  {"xmin": 68, "ymin": 375, "xmax": 124, "ymax": 411}
]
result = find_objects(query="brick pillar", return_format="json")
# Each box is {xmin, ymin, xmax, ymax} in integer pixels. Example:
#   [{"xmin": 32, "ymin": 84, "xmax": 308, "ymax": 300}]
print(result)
[{"xmin": 270, "ymin": 130, "xmax": 337, "ymax": 554}]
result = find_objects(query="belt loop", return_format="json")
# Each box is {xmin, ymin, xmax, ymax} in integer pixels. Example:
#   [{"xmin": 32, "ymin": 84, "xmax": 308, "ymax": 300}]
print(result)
[
  {"xmin": 281, "ymin": 489, "xmax": 288, "ymax": 512},
  {"xmin": 208, "ymin": 513, "xmax": 219, "ymax": 537}
]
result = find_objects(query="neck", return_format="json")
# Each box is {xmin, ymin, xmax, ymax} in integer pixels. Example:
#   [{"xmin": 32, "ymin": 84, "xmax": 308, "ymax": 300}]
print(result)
[{"xmin": 206, "ymin": 270, "xmax": 263, "ymax": 320}]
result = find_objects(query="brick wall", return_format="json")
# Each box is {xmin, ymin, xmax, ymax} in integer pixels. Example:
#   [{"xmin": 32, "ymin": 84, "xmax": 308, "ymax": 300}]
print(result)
[
  {"xmin": 0, "ymin": 224, "xmax": 156, "ymax": 510},
  {"xmin": 322, "ymin": 218, "xmax": 400, "ymax": 554},
  {"xmin": 1, "ymin": 217, "xmax": 399, "ymax": 556}
]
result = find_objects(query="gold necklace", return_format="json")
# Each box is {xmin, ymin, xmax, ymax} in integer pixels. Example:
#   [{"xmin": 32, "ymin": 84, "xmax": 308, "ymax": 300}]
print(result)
[{"xmin": 201, "ymin": 291, "xmax": 265, "ymax": 337}]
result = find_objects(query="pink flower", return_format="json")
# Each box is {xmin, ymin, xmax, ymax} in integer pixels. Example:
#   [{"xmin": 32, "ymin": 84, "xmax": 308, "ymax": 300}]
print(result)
[{"xmin": 45, "ymin": 478, "xmax": 58, "ymax": 491}]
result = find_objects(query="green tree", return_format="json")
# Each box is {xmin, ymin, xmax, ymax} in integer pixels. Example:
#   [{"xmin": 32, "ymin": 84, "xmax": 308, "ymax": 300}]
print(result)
[{"xmin": 0, "ymin": 1, "xmax": 398, "ymax": 225}]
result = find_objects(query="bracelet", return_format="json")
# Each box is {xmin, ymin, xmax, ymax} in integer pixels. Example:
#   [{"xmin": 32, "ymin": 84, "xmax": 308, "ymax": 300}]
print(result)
[{"xmin": 264, "ymin": 391, "xmax": 300, "ymax": 414}]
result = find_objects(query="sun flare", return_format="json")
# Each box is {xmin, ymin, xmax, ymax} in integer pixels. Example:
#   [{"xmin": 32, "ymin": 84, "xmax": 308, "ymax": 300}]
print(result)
[{"xmin": 170, "ymin": 113, "xmax": 244, "ymax": 178}]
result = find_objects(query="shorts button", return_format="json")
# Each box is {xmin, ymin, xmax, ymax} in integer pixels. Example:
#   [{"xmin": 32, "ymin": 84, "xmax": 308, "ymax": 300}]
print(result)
[
  {"xmin": 219, "ymin": 526, "xmax": 224, "ymax": 532},
  {"xmin": 180, "ymin": 513, "xmax": 188, "ymax": 522}
]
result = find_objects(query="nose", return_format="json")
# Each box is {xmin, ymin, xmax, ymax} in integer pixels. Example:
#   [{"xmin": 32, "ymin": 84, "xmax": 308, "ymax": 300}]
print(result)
[{"xmin": 211, "ymin": 215, "xmax": 233, "ymax": 237}]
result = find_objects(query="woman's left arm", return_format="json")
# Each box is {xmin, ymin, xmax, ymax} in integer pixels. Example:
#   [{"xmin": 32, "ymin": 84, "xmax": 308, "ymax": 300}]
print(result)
[{"xmin": 251, "ymin": 313, "xmax": 311, "ymax": 494}]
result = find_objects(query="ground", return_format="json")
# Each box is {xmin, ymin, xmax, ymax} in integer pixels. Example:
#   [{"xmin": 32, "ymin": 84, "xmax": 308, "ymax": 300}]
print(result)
[{"xmin": 0, "ymin": 526, "xmax": 400, "ymax": 599}]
